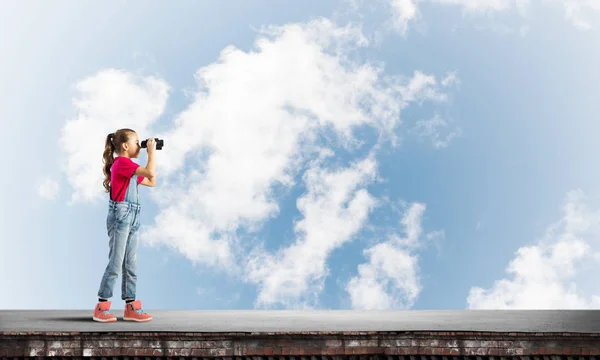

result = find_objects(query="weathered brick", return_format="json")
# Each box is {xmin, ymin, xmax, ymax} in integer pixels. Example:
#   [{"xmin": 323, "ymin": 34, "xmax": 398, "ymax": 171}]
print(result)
[
  {"xmin": 325, "ymin": 339, "xmax": 343, "ymax": 347},
  {"xmin": 148, "ymin": 339, "xmax": 162, "ymax": 348},
  {"xmin": 28, "ymin": 347, "xmax": 45, "ymax": 357},
  {"xmin": 464, "ymin": 347, "xmax": 487, "ymax": 356},
  {"xmin": 217, "ymin": 340, "xmax": 234, "ymax": 347},
  {"xmin": 98, "ymin": 339, "xmax": 114, "ymax": 347},
  {"xmin": 346, "ymin": 340, "xmax": 378, "ymax": 347},
  {"xmin": 165, "ymin": 340, "xmax": 183, "ymax": 348},
  {"xmin": 59, "ymin": 348, "xmax": 81, "ymax": 356},
  {"xmin": 133, "ymin": 339, "xmax": 147, "ymax": 347},
  {"xmin": 141, "ymin": 349, "xmax": 154, "ymax": 356},
  {"xmin": 499, "ymin": 347, "xmax": 517, "ymax": 356},
  {"xmin": 480, "ymin": 341, "xmax": 498, "ymax": 347},
  {"xmin": 353, "ymin": 347, "xmax": 372, "ymax": 354},
  {"xmin": 47, "ymin": 340, "xmax": 62, "ymax": 349},
  {"xmin": 498, "ymin": 341, "xmax": 514, "ymax": 347},
  {"xmin": 166, "ymin": 348, "xmax": 181, "ymax": 356},
  {"xmin": 443, "ymin": 339, "xmax": 459, "ymax": 347},
  {"xmin": 462, "ymin": 340, "xmax": 481, "ymax": 348},
  {"xmin": 14, "ymin": 348, "xmax": 25, "ymax": 356},
  {"xmin": 210, "ymin": 347, "xmax": 233, "ymax": 356},
  {"xmin": 421, "ymin": 339, "xmax": 440, "ymax": 347},
  {"xmin": 381, "ymin": 339, "xmax": 411, "ymax": 347},
  {"xmin": 192, "ymin": 348, "xmax": 210, "ymax": 356},
  {"xmin": 245, "ymin": 340, "xmax": 261, "ymax": 348},
  {"xmin": 486, "ymin": 348, "xmax": 499, "ymax": 356},
  {"xmin": 82, "ymin": 340, "xmax": 98, "ymax": 348},
  {"xmin": 28, "ymin": 340, "xmax": 45, "ymax": 348},
  {"xmin": 153, "ymin": 349, "xmax": 164, "ymax": 356}
]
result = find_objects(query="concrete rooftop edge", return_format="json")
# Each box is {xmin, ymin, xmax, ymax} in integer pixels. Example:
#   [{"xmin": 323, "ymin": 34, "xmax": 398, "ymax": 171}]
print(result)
[{"xmin": 2, "ymin": 310, "xmax": 600, "ymax": 333}]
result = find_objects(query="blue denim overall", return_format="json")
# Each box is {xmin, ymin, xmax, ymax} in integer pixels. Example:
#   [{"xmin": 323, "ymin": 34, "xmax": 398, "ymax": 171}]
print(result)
[{"xmin": 97, "ymin": 174, "xmax": 141, "ymax": 300}]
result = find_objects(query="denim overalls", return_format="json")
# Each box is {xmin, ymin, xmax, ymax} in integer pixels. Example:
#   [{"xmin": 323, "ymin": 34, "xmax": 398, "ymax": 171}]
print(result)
[{"xmin": 97, "ymin": 174, "xmax": 141, "ymax": 300}]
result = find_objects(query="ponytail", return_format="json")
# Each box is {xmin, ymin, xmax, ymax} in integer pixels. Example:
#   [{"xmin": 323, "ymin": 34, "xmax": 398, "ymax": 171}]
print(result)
[{"xmin": 102, "ymin": 133, "xmax": 116, "ymax": 193}]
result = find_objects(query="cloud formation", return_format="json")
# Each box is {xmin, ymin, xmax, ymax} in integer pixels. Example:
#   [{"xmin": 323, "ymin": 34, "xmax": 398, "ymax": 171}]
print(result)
[
  {"xmin": 245, "ymin": 155, "xmax": 379, "ymax": 308},
  {"xmin": 468, "ymin": 190, "xmax": 600, "ymax": 309},
  {"xmin": 136, "ymin": 19, "xmax": 455, "ymax": 276},
  {"xmin": 387, "ymin": 0, "xmax": 599, "ymax": 34},
  {"xmin": 346, "ymin": 202, "xmax": 443, "ymax": 309}
]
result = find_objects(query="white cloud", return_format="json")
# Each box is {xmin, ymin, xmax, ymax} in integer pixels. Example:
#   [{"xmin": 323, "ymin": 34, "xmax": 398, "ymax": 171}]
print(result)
[
  {"xmin": 441, "ymin": 71, "xmax": 460, "ymax": 88},
  {"xmin": 413, "ymin": 114, "xmax": 462, "ymax": 149},
  {"xmin": 37, "ymin": 179, "xmax": 59, "ymax": 200},
  {"xmin": 346, "ymin": 202, "xmax": 442, "ymax": 309},
  {"xmin": 387, "ymin": 0, "xmax": 600, "ymax": 34},
  {"xmin": 390, "ymin": 0, "xmax": 420, "ymax": 35},
  {"xmin": 558, "ymin": 0, "xmax": 600, "ymax": 30},
  {"xmin": 135, "ymin": 18, "xmax": 452, "ymax": 271},
  {"xmin": 432, "ymin": 0, "xmax": 518, "ymax": 13},
  {"xmin": 467, "ymin": 189, "xmax": 600, "ymax": 309},
  {"xmin": 244, "ymin": 155, "xmax": 379, "ymax": 309},
  {"xmin": 59, "ymin": 69, "xmax": 169, "ymax": 204}
]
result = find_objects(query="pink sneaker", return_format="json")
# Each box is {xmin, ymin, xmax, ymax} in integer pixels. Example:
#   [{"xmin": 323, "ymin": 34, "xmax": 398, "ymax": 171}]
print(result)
[
  {"xmin": 123, "ymin": 300, "xmax": 152, "ymax": 322},
  {"xmin": 93, "ymin": 301, "xmax": 117, "ymax": 322}
]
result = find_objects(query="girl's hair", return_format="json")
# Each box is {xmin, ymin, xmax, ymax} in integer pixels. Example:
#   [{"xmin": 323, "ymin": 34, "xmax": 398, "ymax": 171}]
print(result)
[{"xmin": 102, "ymin": 128, "xmax": 136, "ymax": 193}]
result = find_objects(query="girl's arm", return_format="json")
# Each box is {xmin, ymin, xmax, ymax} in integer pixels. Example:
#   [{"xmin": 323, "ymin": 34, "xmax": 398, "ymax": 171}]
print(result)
[{"xmin": 140, "ymin": 176, "xmax": 156, "ymax": 187}]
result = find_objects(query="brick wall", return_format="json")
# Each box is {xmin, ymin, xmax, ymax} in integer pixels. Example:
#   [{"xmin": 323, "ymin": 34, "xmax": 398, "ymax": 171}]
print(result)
[{"xmin": 1, "ymin": 331, "xmax": 600, "ymax": 358}]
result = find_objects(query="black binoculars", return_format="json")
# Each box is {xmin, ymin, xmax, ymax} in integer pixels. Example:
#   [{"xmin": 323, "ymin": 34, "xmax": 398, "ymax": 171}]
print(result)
[{"xmin": 141, "ymin": 138, "xmax": 164, "ymax": 150}]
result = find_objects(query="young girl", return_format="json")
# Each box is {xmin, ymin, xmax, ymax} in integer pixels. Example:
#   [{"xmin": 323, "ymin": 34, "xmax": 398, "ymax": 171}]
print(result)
[{"xmin": 93, "ymin": 128, "xmax": 156, "ymax": 323}]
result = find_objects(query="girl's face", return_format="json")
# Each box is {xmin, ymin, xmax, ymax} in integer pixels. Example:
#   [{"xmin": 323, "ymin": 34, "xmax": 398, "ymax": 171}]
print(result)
[{"xmin": 122, "ymin": 132, "xmax": 141, "ymax": 158}]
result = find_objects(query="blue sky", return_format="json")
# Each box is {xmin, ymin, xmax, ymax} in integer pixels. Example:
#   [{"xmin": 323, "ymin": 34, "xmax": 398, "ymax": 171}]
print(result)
[{"xmin": 2, "ymin": 0, "xmax": 600, "ymax": 311}]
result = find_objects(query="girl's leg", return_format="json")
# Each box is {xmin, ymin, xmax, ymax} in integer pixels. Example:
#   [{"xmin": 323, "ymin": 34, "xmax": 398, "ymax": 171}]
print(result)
[
  {"xmin": 98, "ymin": 205, "xmax": 133, "ymax": 300},
  {"xmin": 122, "ymin": 208, "xmax": 140, "ymax": 301}
]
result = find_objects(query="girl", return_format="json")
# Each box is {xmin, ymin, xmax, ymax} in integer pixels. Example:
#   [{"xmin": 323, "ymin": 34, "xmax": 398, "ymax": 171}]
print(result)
[{"xmin": 93, "ymin": 128, "xmax": 156, "ymax": 323}]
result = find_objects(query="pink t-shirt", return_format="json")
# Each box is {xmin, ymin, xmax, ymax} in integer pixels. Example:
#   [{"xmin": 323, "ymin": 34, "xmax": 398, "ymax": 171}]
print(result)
[{"xmin": 110, "ymin": 156, "xmax": 144, "ymax": 201}]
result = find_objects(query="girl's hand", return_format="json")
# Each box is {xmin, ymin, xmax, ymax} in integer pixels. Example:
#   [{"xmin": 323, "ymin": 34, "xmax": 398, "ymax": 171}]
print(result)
[{"xmin": 146, "ymin": 138, "xmax": 156, "ymax": 154}]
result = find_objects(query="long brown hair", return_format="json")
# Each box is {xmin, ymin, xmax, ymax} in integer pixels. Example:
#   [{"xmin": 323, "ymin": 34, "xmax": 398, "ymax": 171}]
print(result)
[{"xmin": 102, "ymin": 128, "xmax": 135, "ymax": 193}]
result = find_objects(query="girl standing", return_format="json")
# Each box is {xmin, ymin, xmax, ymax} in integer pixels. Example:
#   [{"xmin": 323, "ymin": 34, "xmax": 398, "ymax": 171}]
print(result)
[{"xmin": 93, "ymin": 128, "xmax": 156, "ymax": 322}]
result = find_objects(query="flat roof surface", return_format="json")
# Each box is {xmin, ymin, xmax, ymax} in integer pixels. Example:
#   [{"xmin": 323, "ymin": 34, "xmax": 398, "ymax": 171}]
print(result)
[{"xmin": 1, "ymin": 310, "xmax": 600, "ymax": 333}]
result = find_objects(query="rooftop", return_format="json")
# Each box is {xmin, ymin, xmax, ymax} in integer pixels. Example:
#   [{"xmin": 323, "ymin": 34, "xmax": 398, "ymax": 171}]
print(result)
[{"xmin": 2, "ymin": 309, "xmax": 600, "ymax": 333}]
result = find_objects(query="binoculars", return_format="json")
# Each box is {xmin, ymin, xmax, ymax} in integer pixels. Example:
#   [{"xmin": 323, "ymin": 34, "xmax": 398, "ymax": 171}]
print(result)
[{"xmin": 141, "ymin": 138, "xmax": 164, "ymax": 150}]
